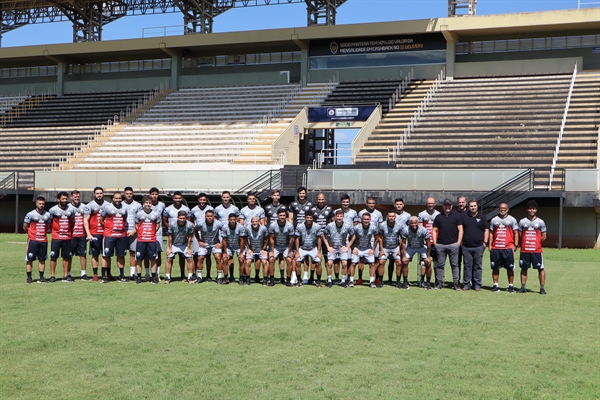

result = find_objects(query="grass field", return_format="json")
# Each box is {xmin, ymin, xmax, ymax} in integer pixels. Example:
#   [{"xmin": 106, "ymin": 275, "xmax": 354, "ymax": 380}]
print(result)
[{"xmin": 1, "ymin": 233, "xmax": 598, "ymax": 399}]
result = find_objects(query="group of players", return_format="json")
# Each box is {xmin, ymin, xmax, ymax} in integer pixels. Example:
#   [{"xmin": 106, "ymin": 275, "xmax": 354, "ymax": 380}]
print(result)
[{"xmin": 23, "ymin": 186, "xmax": 548, "ymax": 294}]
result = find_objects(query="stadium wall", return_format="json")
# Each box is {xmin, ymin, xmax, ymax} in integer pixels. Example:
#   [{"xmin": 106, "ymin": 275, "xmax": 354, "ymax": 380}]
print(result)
[{"xmin": 456, "ymin": 48, "xmax": 599, "ymax": 71}]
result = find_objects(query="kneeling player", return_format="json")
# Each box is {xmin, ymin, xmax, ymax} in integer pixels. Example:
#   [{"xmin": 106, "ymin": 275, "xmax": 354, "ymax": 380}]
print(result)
[
  {"xmin": 401, "ymin": 217, "xmax": 431, "ymax": 290},
  {"xmin": 134, "ymin": 196, "xmax": 161, "ymax": 284},
  {"xmin": 350, "ymin": 213, "xmax": 380, "ymax": 288},
  {"xmin": 295, "ymin": 211, "xmax": 322, "ymax": 287},
  {"xmin": 165, "ymin": 210, "xmax": 194, "ymax": 284},
  {"xmin": 268, "ymin": 209, "xmax": 295, "ymax": 286},
  {"xmin": 220, "ymin": 213, "xmax": 246, "ymax": 284},
  {"xmin": 321, "ymin": 210, "xmax": 354, "ymax": 288},
  {"xmin": 244, "ymin": 217, "xmax": 270, "ymax": 286}
]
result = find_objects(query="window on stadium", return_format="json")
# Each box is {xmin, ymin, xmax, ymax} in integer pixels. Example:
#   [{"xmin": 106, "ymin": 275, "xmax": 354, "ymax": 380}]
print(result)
[
  {"xmin": 456, "ymin": 34, "xmax": 600, "ymax": 55},
  {"xmin": 183, "ymin": 51, "xmax": 301, "ymax": 68},
  {"xmin": 0, "ymin": 65, "xmax": 57, "ymax": 79},
  {"xmin": 308, "ymin": 50, "xmax": 446, "ymax": 70},
  {"xmin": 68, "ymin": 59, "xmax": 172, "ymax": 74}
]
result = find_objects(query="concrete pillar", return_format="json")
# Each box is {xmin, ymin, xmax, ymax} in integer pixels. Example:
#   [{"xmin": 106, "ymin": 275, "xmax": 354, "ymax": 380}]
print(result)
[
  {"xmin": 446, "ymin": 40, "xmax": 456, "ymax": 81},
  {"xmin": 56, "ymin": 62, "xmax": 64, "ymax": 97},
  {"xmin": 300, "ymin": 48, "xmax": 310, "ymax": 83},
  {"xmin": 170, "ymin": 55, "xmax": 181, "ymax": 91}
]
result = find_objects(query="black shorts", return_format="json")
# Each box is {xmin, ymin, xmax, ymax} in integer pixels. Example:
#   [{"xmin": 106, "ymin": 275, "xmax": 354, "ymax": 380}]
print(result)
[
  {"xmin": 50, "ymin": 239, "xmax": 72, "ymax": 261},
  {"xmin": 88, "ymin": 234, "xmax": 103, "ymax": 256},
  {"xmin": 519, "ymin": 252, "xmax": 544, "ymax": 270},
  {"xmin": 490, "ymin": 249, "xmax": 515, "ymax": 270},
  {"xmin": 103, "ymin": 236, "xmax": 127, "ymax": 257},
  {"xmin": 71, "ymin": 236, "xmax": 87, "ymax": 257},
  {"xmin": 136, "ymin": 241, "xmax": 157, "ymax": 261},
  {"xmin": 26, "ymin": 240, "xmax": 48, "ymax": 262}
]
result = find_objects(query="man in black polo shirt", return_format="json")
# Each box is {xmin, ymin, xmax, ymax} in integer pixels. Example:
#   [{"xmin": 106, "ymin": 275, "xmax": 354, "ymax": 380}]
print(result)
[
  {"xmin": 432, "ymin": 198, "xmax": 463, "ymax": 290},
  {"xmin": 461, "ymin": 199, "xmax": 489, "ymax": 291}
]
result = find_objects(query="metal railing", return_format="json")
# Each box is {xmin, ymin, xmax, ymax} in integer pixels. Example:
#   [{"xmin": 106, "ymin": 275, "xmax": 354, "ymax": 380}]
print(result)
[
  {"xmin": 262, "ymin": 82, "xmax": 302, "ymax": 127},
  {"xmin": 477, "ymin": 169, "xmax": 534, "ymax": 217},
  {"xmin": 0, "ymin": 172, "xmax": 15, "ymax": 190},
  {"xmin": 388, "ymin": 68, "xmax": 414, "ymax": 113},
  {"xmin": 395, "ymin": 68, "xmax": 445, "ymax": 160},
  {"xmin": 234, "ymin": 169, "xmax": 282, "ymax": 196},
  {"xmin": 313, "ymin": 147, "xmax": 394, "ymax": 168},
  {"xmin": 549, "ymin": 62, "xmax": 577, "ymax": 189},
  {"xmin": 308, "ymin": 73, "xmax": 339, "ymax": 107}
]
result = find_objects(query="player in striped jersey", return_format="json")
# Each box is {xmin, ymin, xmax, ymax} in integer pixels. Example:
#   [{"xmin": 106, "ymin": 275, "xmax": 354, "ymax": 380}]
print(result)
[
  {"xmin": 518, "ymin": 200, "xmax": 547, "ymax": 294},
  {"xmin": 163, "ymin": 191, "xmax": 191, "ymax": 281},
  {"xmin": 134, "ymin": 196, "xmax": 162, "ymax": 284},
  {"xmin": 69, "ymin": 190, "xmax": 89, "ymax": 281},
  {"xmin": 83, "ymin": 187, "xmax": 109, "ymax": 281},
  {"xmin": 123, "ymin": 186, "xmax": 141, "ymax": 280},
  {"xmin": 268, "ymin": 209, "xmax": 295, "ymax": 285},
  {"xmin": 23, "ymin": 196, "xmax": 52, "ymax": 284},
  {"xmin": 48, "ymin": 191, "xmax": 74, "ymax": 283},
  {"xmin": 488, "ymin": 203, "xmax": 519, "ymax": 293},
  {"xmin": 165, "ymin": 210, "xmax": 195, "ymax": 284},
  {"xmin": 100, "ymin": 192, "xmax": 129, "ymax": 283},
  {"xmin": 417, "ymin": 197, "xmax": 440, "ymax": 287}
]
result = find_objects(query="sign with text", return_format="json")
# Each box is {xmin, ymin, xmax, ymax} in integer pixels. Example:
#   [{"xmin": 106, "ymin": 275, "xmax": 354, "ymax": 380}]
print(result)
[
  {"xmin": 309, "ymin": 33, "xmax": 445, "ymax": 57},
  {"xmin": 308, "ymin": 106, "xmax": 377, "ymax": 122}
]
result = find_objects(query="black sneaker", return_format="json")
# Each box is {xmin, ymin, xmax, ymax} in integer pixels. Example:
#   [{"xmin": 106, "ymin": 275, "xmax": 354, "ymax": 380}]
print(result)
[
  {"xmin": 395, "ymin": 281, "xmax": 402, "ymax": 289},
  {"xmin": 101, "ymin": 277, "xmax": 110, "ymax": 284},
  {"xmin": 492, "ymin": 285, "xmax": 500, "ymax": 293},
  {"xmin": 238, "ymin": 277, "xmax": 245, "ymax": 286},
  {"xmin": 181, "ymin": 277, "xmax": 188, "ymax": 283},
  {"xmin": 136, "ymin": 276, "xmax": 142, "ymax": 284},
  {"xmin": 144, "ymin": 275, "xmax": 151, "ymax": 282},
  {"xmin": 62, "ymin": 276, "xmax": 74, "ymax": 283},
  {"xmin": 81, "ymin": 275, "xmax": 91, "ymax": 281},
  {"xmin": 188, "ymin": 275, "xmax": 197, "ymax": 283},
  {"xmin": 307, "ymin": 278, "xmax": 314, "ymax": 285},
  {"xmin": 280, "ymin": 277, "xmax": 286, "ymax": 284},
  {"xmin": 37, "ymin": 276, "xmax": 49, "ymax": 284},
  {"xmin": 314, "ymin": 280, "xmax": 322, "ymax": 288},
  {"xmin": 340, "ymin": 281, "xmax": 347, "ymax": 288},
  {"xmin": 348, "ymin": 281, "xmax": 355, "ymax": 288},
  {"xmin": 229, "ymin": 276, "xmax": 236, "ymax": 283},
  {"xmin": 255, "ymin": 276, "xmax": 261, "ymax": 284},
  {"xmin": 453, "ymin": 281, "xmax": 461, "ymax": 291},
  {"xmin": 286, "ymin": 280, "xmax": 293, "ymax": 287},
  {"xmin": 507, "ymin": 286, "xmax": 515, "ymax": 294},
  {"xmin": 402, "ymin": 281, "xmax": 410, "ymax": 290},
  {"xmin": 518, "ymin": 287, "xmax": 527, "ymax": 293},
  {"xmin": 245, "ymin": 277, "xmax": 251, "ymax": 286},
  {"xmin": 26, "ymin": 276, "xmax": 33, "ymax": 284},
  {"xmin": 195, "ymin": 277, "xmax": 203, "ymax": 284},
  {"xmin": 129, "ymin": 275, "xmax": 136, "ymax": 282},
  {"xmin": 333, "ymin": 278, "xmax": 341, "ymax": 285},
  {"xmin": 540, "ymin": 288, "xmax": 547, "ymax": 295},
  {"xmin": 424, "ymin": 282, "xmax": 432, "ymax": 290},
  {"xmin": 205, "ymin": 276, "xmax": 213, "ymax": 282},
  {"xmin": 326, "ymin": 280, "xmax": 333, "ymax": 288},
  {"xmin": 262, "ymin": 278, "xmax": 268, "ymax": 287},
  {"xmin": 49, "ymin": 276, "xmax": 56, "ymax": 283},
  {"xmin": 119, "ymin": 276, "xmax": 129, "ymax": 283},
  {"xmin": 434, "ymin": 281, "xmax": 442, "ymax": 290},
  {"xmin": 418, "ymin": 280, "xmax": 424, "ymax": 288},
  {"xmin": 151, "ymin": 277, "xmax": 158, "ymax": 285},
  {"xmin": 164, "ymin": 278, "xmax": 171, "ymax": 284}
]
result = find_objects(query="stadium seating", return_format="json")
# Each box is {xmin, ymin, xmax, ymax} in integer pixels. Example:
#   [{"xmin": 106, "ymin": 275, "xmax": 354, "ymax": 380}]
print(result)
[
  {"xmin": 321, "ymin": 79, "xmax": 406, "ymax": 114},
  {"xmin": 358, "ymin": 74, "xmax": 574, "ymax": 187},
  {"xmin": 0, "ymin": 95, "xmax": 29, "ymax": 115},
  {"xmin": 552, "ymin": 71, "xmax": 600, "ymax": 188},
  {"xmin": 74, "ymin": 83, "xmax": 335, "ymax": 168},
  {"xmin": 0, "ymin": 91, "xmax": 151, "ymax": 171}
]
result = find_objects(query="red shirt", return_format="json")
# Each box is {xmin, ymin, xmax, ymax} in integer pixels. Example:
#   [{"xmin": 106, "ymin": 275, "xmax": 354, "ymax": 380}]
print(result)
[{"xmin": 24, "ymin": 209, "xmax": 51, "ymax": 242}]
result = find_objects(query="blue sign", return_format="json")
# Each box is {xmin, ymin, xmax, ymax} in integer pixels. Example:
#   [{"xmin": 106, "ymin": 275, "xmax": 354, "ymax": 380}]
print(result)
[{"xmin": 308, "ymin": 106, "xmax": 377, "ymax": 122}]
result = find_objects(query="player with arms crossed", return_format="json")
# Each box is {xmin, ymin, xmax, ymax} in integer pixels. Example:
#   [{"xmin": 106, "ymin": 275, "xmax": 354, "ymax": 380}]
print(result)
[
  {"xmin": 268, "ymin": 208, "xmax": 296, "ymax": 286},
  {"xmin": 488, "ymin": 203, "xmax": 519, "ymax": 293},
  {"xmin": 134, "ymin": 196, "xmax": 162, "ymax": 284},
  {"xmin": 165, "ymin": 210, "xmax": 194, "ymax": 284},
  {"xmin": 321, "ymin": 209, "xmax": 355, "ymax": 288},
  {"xmin": 48, "ymin": 191, "xmax": 75, "ymax": 283},
  {"xmin": 23, "ymin": 196, "xmax": 52, "ymax": 284},
  {"xmin": 195, "ymin": 210, "xmax": 225, "ymax": 284},
  {"xmin": 220, "ymin": 213, "xmax": 246, "ymax": 285},
  {"xmin": 518, "ymin": 200, "xmax": 547, "ymax": 294},
  {"xmin": 350, "ymin": 213, "xmax": 381, "ymax": 288},
  {"xmin": 401, "ymin": 216, "xmax": 431, "ymax": 290}
]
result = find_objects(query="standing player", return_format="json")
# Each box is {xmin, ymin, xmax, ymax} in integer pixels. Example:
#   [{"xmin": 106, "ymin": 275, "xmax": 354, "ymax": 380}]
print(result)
[
  {"xmin": 357, "ymin": 197, "xmax": 383, "ymax": 285},
  {"xmin": 390, "ymin": 198, "xmax": 411, "ymax": 285},
  {"xmin": 488, "ymin": 203, "xmax": 519, "ymax": 293},
  {"xmin": 134, "ymin": 195, "xmax": 162, "ymax": 284},
  {"xmin": 455, "ymin": 195, "xmax": 467, "ymax": 283},
  {"xmin": 268, "ymin": 209, "xmax": 296, "ymax": 286},
  {"xmin": 123, "ymin": 186, "xmax": 141, "ymax": 280},
  {"xmin": 288, "ymin": 186, "xmax": 312, "ymax": 227},
  {"xmin": 165, "ymin": 210, "xmax": 194, "ymax": 284},
  {"xmin": 350, "ymin": 213, "xmax": 380, "ymax": 288},
  {"xmin": 311, "ymin": 192, "xmax": 334, "ymax": 282},
  {"xmin": 460, "ymin": 200, "xmax": 489, "ymax": 291},
  {"xmin": 418, "ymin": 197, "xmax": 440, "ymax": 288},
  {"xmin": 401, "ymin": 216, "xmax": 431, "ymax": 289},
  {"xmin": 432, "ymin": 199, "xmax": 463, "ymax": 291},
  {"xmin": 148, "ymin": 187, "xmax": 166, "ymax": 281},
  {"xmin": 336, "ymin": 194, "xmax": 358, "ymax": 227},
  {"xmin": 378, "ymin": 210, "xmax": 404, "ymax": 288},
  {"xmin": 48, "ymin": 192, "xmax": 74, "ymax": 283},
  {"xmin": 239, "ymin": 193, "xmax": 266, "ymax": 227},
  {"xmin": 244, "ymin": 217, "xmax": 270, "ymax": 286},
  {"xmin": 518, "ymin": 200, "xmax": 547, "ymax": 294},
  {"xmin": 264, "ymin": 189, "xmax": 286, "ymax": 225},
  {"xmin": 295, "ymin": 211, "xmax": 323, "ymax": 287},
  {"xmin": 194, "ymin": 210, "xmax": 225, "ymax": 284},
  {"xmin": 220, "ymin": 213, "xmax": 246, "ymax": 284},
  {"xmin": 83, "ymin": 187, "xmax": 108, "ymax": 281},
  {"xmin": 162, "ymin": 191, "xmax": 191, "ymax": 281},
  {"xmin": 214, "ymin": 191, "xmax": 240, "ymax": 279},
  {"xmin": 190, "ymin": 192, "xmax": 214, "ymax": 281},
  {"xmin": 99, "ymin": 192, "xmax": 129, "ymax": 284},
  {"xmin": 23, "ymin": 196, "xmax": 52, "ymax": 284},
  {"xmin": 321, "ymin": 209, "xmax": 355, "ymax": 288},
  {"xmin": 69, "ymin": 190, "xmax": 89, "ymax": 281}
]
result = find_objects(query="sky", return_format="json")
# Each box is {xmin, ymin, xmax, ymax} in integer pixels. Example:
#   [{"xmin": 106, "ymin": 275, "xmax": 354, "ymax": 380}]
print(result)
[{"xmin": 1, "ymin": 0, "xmax": 594, "ymax": 47}]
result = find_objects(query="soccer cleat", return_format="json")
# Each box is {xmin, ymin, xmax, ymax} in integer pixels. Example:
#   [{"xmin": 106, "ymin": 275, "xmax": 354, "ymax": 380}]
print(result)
[
  {"xmin": 49, "ymin": 276, "xmax": 56, "ymax": 283},
  {"xmin": 348, "ymin": 281, "xmax": 355, "ymax": 288},
  {"xmin": 402, "ymin": 281, "xmax": 410, "ymax": 290},
  {"xmin": 424, "ymin": 282, "xmax": 432, "ymax": 290},
  {"xmin": 286, "ymin": 280, "xmax": 293, "ymax": 287},
  {"xmin": 255, "ymin": 276, "xmax": 261, "ymax": 284},
  {"xmin": 101, "ymin": 277, "xmax": 110, "ymax": 284},
  {"xmin": 395, "ymin": 281, "xmax": 402, "ymax": 289},
  {"xmin": 418, "ymin": 280, "xmax": 425, "ymax": 288},
  {"xmin": 189, "ymin": 275, "xmax": 197, "ymax": 283},
  {"xmin": 314, "ymin": 280, "xmax": 322, "ymax": 288},
  {"xmin": 262, "ymin": 278, "xmax": 268, "ymax": 287},
  {"xmin": 307, "ymin": 278, "xmax": 314, "ymax": 285},
  {"xmin": 129, "ymin": 275, "xmax": 136, "ymax": 282},
  {"xmin": 222, "ymin": 278, "xmax": 230, "ymax": 285},
  {"xmin": 81, "ymin": 275, "xmax": 91, "ymax": 281},
  {"xmin": 280, "ymin": 277, "xmax": 286, "ymax": 284},
  {"xmin": 93, "ymin": 274, "xmax": 99, "ymax": 282},
  {"xmin": 370, "ymin": 281, "xmax": 377, "ymax": 288},
  {"xmin": 333, "ymin": 278, "xmax": 341, "ymax": 285},
  {"xmin": 340, "ymin": 281, "xmax": 347, "ymax": 288},
  {"xmin": 62, "ymin": 276, "xmax": 74, "ymax": 283},
  {"xmin": 181, "ymin": 277, "xmax": 188, "ymax": 283},
  {"xmin": 37, "ymin": 276, "xmax": 49, "ymax": 284},
  {"xmin": 540, "ymin": 288, "xmax": 547, "ymax": 295},
  {"xmin": 356, "ymin": 278, "xmax": 363, "ymax": 286},
  {"xmin": 135, "ymin": 276, "xmax": 142, "ymax": 284},
  {"xmin": 26, "ymin": 276, "xmax": 33, "ymax": 284},
  {"xmin": 434, "ymin": 281, "xmax": 442, "ymax": 290},
  {"xmin": 453, "ymin": 281, "xmax": 461, "ymax": 291},
  {"xmin": 518, "ymin": 287, "xmax": 527, "ymax": 293},
  {"xmin": 164, "ymin": 278, "xmax": 171, "ymax": 284},
  {"xmin": 492, "ymin": 285, "xmax": 500, "ymax": 293},
  {"xmin": 144, "ymin": 275, "xmax": 151, "ymax": 282},
  {"xmin": 205, "ymin": 276, "xmax": 213, "ymax": 282},
  {"xmin": 376, "ymin": 280, "xmax": 383, "ymax": 289},
  {"xmin": 119, "ymin": 276, "xmax": 129, "ymax": 283},
  {"xmin": 463, "ymin": 284, "xmax": 471, "ymax": 291},
  {"xmin": 151, "ymin": 277, "xmax": 158, "ymax": 285},
  {"xmin": 474, "ymin": 286, "xmax": 481, "ymax": 291},
  {"xmin": 507, "ymin": 286, "xmax": 515, "ymax": 294},
  {"xmin": 326, "ymin": 281, "xmax": 333, "ymax": 288},
  {"xmin": 229, "ymin": 276, "xmax": 236, "ymax": 283},
  {"xmin": 302, "ymin": 278, "xmax": 308, "ymax": 285},
  {"xmin": 107, "ymin": 274, "xmax": 115, "ymax": 282},
  {"xmin": 295, "ymin": 281, "xmax": 303, "ymax": 287},
  {"xmin": 245, "ymin": 277, "xmax": 251, "ymax": 286}
]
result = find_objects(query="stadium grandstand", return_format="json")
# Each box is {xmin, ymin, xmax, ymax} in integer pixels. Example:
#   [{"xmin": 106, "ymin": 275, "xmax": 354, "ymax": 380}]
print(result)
[{"xmin": 0, "ymin": 1, "xmax": 599, "ymax": 247}]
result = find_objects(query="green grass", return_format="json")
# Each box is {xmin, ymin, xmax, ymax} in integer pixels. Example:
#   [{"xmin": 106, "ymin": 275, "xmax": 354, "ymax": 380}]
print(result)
[{"xmin": 1, "ymin": 233, "xmax": 599, "ymax": 399}]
